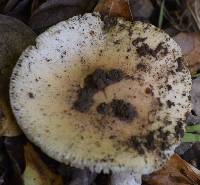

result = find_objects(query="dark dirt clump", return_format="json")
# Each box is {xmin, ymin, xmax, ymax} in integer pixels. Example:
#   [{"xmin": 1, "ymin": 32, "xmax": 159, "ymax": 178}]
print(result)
[
  {"xmin": 96, "ymin": 99, "xmax": 137, "ymax": 122},
  {"xmin": 136, "ymin": 43, "xmax": 155, "ymax": 57},
  {"xmin": 166, "ymin": 84, "xmax": 172, "ymax": 90},
  {"xmin": 136, "ymin": 63, "xmax": 149, "ymax": 72},
  {"xmin": 175, "ymin": 57, "xmax": 184, "ymax": 72},
  {"xmin": 144, "ymin": 132, "xmax": 156, "ymax": 150},
  {"xmin": 135, "ymin": 41, "xmax": 168, "ymax": 58},
  {"xmin": 73, "ymin": 69, "xmax": 124, "ymax": 113},
  {"xmin": 111, "ymin": 99, "xmax": 137, "ymax": 122},
  {"xmin": 128, "ymin": 127, "xmax": 173, "ymax": 154},
  {"xmin": 166, "ymin": 100, "xmax": 175, "ymax": 108},
  {"xmin": 102, "ymin": 16, "xmax": 118, "ymax": 31},
  {"xmin": 97, "ymin": 102, "xmax": 110, "ymax": 115},
  {"xmin": 132, "ymin": 37, "xmax": 147, "ymax": 45},
  {"xmin": 28, "ymin": 92, "xmax": 34, "ymax": 99},
  {"xmin": 128, "ymin": 136, "xmax": 145, "ymax": 154},
  {"xmin": 175, "ymin": 121, "xmax": 184, "ymax": 138},
  {"xmin": 73, "ymin": 87, "xmax": 95, "ymax": 112}
]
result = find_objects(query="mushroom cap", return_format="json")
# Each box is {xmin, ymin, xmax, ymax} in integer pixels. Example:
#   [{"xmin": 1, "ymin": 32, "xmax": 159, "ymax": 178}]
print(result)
[{"xmin": 10, "ymin": 13, "xmax": 191, "ymax": 174}]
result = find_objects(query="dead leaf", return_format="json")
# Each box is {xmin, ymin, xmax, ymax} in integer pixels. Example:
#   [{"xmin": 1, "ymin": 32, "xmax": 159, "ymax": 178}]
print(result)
[
  {"xmin": 3, "ymin": 0, "xmax": 19, "ymax": 12},
  {"xmin": 23, "ymin": 143, "xmax": 63, "ymax": 185},
  {"xmin": 143, "ymin": 154, "xmax": 200, "ymax": 185},
  {"xmin": 0, "ymin": 97, "xmax": 21, "ymax": 136},
  {"xmin": 4, "ymin": 136, "xmax": 26, "ymax": 174},
  {"xmin": 187, "ymin": 0, "xmax": 200, "ymax": 31},
  {"xmin": 174, "ymin": 32, "xmax": 200, "ymax": 74},
  {"xmin": 181, "ymin": 143, "xmax": 200, "ymax": 170},
  {"xmin": 0, "ymin": 0, "xmax": 7, "ymax": 11},
  {"xmin": 31, "ymin": 0, "xmax": 46, "ymax": 13},
  {"xmin": 128, "ymin": 0, "xmax": 154, "ymax": 20},
  {"xmin": 29, "ymin": 0, "xmax": 98, "ymax": 34},
  {"xmin": 94, "ymin": 0, "xmax": 132, "ymax": 20},
  {"xmin": 0, "ymin": 14, "xmax": 36, "ymax": 90},
  {"xmin": 0, "ymin": 136, "xmax": 26, "ymax": 185},
  {"xmin": 0, "ymin": 14, "xmax": 36, "ymax": 136},
  {"xmin": 3, "ymin": 0, "xmax": 32, "ymax": 23}
]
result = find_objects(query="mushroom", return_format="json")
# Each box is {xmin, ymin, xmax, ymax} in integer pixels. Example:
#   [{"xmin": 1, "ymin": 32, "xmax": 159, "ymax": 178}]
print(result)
[{"xmin": 9, "ymin": 9, "xmax": 191, "ymax": 185}]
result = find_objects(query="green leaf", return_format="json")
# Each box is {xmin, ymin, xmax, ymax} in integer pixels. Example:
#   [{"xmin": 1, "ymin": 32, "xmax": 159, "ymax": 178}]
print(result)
[{"xmin": 183, "ymin": 133, "xmax": 200, "ymax": 142}]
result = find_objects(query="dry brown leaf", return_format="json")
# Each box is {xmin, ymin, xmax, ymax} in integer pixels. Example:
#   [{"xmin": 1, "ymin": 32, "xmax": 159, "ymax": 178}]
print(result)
[
  {"xmin": 29, "ymin": 0, "xmax": 98, "ymax": 34},
  {"xmin": 0, "ymin": 0, "xmax": 7, "ymax": 11},
  {"xmin": 187, "ymin": 0, "xmax": 200, "ymax": 31},
  {"xmin": 0, "ymin": 136, "xmax": 26, "ymax": 185},
  {"xmin": 31, "ymin": 0, "xmax": 46, "ymax": 13},
  {"xmin": 94, "ymin": 0, "xmax": 132, "ymax": 20},
  {"xmin": 174, "ymin": 32, "xmax": 200, "ymax": 75},
  {"xmin": 0, "ymin": 97, "xmax": 21, "ymax": 136},
  {"xmin": 2, "ymin": 0, "xmax": 32, "ymax": 23},
  {"xmin": 23, "ymin": 143, "xmax": 63, "ymax": 185},
  {"xmin": 143, "ymin": 154, "xmax": 200, "ymax": 185}
]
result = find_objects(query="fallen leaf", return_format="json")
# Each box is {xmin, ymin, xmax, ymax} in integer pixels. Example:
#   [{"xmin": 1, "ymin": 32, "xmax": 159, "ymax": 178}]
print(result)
[
  {"xmin": 0, "ymin": 136, "xmax": 26, "ymax": 185},
  {"xmin": 94, "ymin": 0, "xmax": 132, "ymax": 20},
  {"xmin": 3, "ymin": 0, "xmax": 19, "ymax": 12},
  {"xmin": 175, "ymin": 143, "xmax": 193, "ymax": 156},
  {"xmin": 29, "ymin": 0, "xmax": 98, "ymax": 34},
  {"xmin": 0, "ymin": 97, "xmax": 21, "ymax": 136},
  {"xmin": 0, "ymin": 0, "xmax": 7, "ymax": 11},
  {"xmin": 128, "ymin": 0, "xmax": 154, "ymax": 20},
  {"xmin": 174, "ymin": 32, "xmax": 200, "ymax": 75},
  {"xmin": 186, "ymin": 0, "xmax": 200, "ymax": 31},
  {"xmin": 4, "ymin": 136, "xmax": 26, "ymax": 174},
  {"xmin": 3, "ymin": 0, "xmax": 32, "ymax": 23},
  {"xmin": 0, "ymin": 14, "xmax": 36, "ymax": 136},
  {"xmin": 181, "ymin": 143, "xmax": 200, "ymax": 170},
  {"xmin": 143, "ymin": 154, "xmax": 200, "ymax": 185},
  {"xmin": 31, "ymin": 0, "xmax": 46, "ymax": 13},
  {"xmin": 0, "ymin": 14, "xmax": 36, "ymax": 90},
  {"xmin": 23, "ymin": 143, "xmax": 63, "ymax": 185}
]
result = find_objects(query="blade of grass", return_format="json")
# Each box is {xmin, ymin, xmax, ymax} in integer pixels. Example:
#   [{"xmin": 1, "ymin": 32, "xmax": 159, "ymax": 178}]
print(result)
[
  {"xmin": 192, "ymin": 72, "xmax": 200, "ymax": 78},
  {"xmin": 158, "ymin": 0, "xmax": 165, "ymax": 28},
  {"xmin": 186, "ymin": 124, "xmax": 200, "ymax": 133},
  {"xmin": 183, "ymin": 133, "xmax": 200, "ymax": 142},
  {"xmin": 176, "ymin": 0, "xmax": 181, "ymax": 6}
]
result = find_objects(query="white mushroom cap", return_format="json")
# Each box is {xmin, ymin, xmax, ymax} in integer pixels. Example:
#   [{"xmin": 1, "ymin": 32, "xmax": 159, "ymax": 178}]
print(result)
[{"xmin": 10, "ymin": 13, "xmax": 191, "ymax": 175}]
